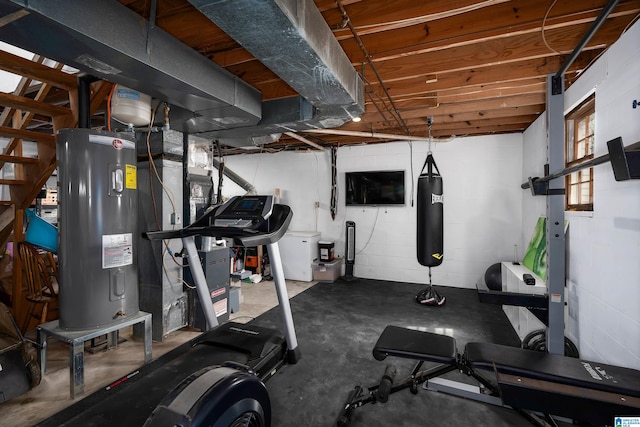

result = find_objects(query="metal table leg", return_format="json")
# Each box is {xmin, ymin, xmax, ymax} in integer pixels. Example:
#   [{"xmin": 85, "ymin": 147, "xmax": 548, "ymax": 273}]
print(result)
[
  {"xmin": 37, "ymin": 311, "xmax": 153, "ymax": 399},
  {"xmin": 143, "ymin": 313, "xmax": 152, "ymax": 363},
  {"xmin": 37, "ymin": 327, "xmax": 47, "ymax": 377},
  {"xmin": 70, "ymin": 339, "xmax": 85, "ymax": 398}
]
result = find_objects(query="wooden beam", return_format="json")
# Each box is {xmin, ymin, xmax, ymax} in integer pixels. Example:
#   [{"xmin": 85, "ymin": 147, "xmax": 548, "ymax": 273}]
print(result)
[
  {"xmin": 364, "ymin": 15, "xmax": 632, "ymax": 84},
  {"xmin": 153, "ymin": 9, "xmax": 234, "ymax": 50},
  {"xmin": 361, "ymin": 93, "xmax": 545, "ymax": 122},
  {"xmin": 208, "ymin": 1, "xmax": 637, "ymax": 70},
  {"xmin": 211, "ymin": 0, "xmax": 507, "ymax": 67},
  {"xmin": 0, "ymin": 92, "xmax": 71, "ymax": 117},
  {"xmin": 0, "ymin": 205, "xmax": 15, "ymax": 231},
  {"xmin": 0, "ymin": 50, "xmax": 77, "ymax": 90},
  {"xmin": 327, "ymin": 0, "xmax": 510, "ymax": 38},
  {"xmin": 11, "ymin": 208, "xmax": 23, "ymax": 325},
  {"xmin": 0, "ymin": 126, "xmax": 54, "ymax": 145},
  {"xmin": 152, "ymin": 0, "xmax": 356, "ymax": 52},
  {"xmin": 390, "ymin": 115, "xmax": 539, "ymax": 134},
  {"xmin": 89, "ymin": 81, "xmax": 113, "ymax": 120},
  {"xmin": 0, "ymin": 179, "xmax": 27, "ymax": 185},
  {"xmin": 388, "ymin": 80, "xmax": 545, "ymax": 109},
  {"xmin": 432, "ymin": 122, "xmax": 527, "ymax": 137},
  {"xmin": 315, "ymin": 0, "xmax": 361, "ymax": 13},
  {"xmin": 0, "ymin": 55, "xmax": 44, "ymax": 126},
  {"xmin": 336, "ymin": 1, "xmax": 639, "ymax": 62},
  {"xmin": 378, "ymin": 52, "xmax": 601, "ymax": 99},
  {"xmin": 421, "ymin": 105, "xmax": 544, "ymax": 125},
  {"xmin": 0, "ymin": 154, "xmax": 38, "ymax": 164},
  {"xmin": 347, "ymin": 106, "xmax": 544, "ymax": 134},
  {"xmin": 211, "ymin": 47, "xmax": 254, "ymax": 68},
  {"xmin": 0, "ymin": 61, "xmax": 65, "ymax": 171}
]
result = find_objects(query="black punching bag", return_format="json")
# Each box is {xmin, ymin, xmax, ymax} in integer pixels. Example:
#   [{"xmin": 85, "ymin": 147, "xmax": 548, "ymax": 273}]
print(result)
[
  {"xmin": 417, "ymin": 154, "xmax": 443, "ymax": 266},
  {"xmin": 415, "ymin": 153, "xmax": 445, "ymax": 307}
]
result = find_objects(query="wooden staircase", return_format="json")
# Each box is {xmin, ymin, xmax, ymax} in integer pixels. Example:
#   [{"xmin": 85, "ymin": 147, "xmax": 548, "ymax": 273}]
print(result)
[{"xmin": 0, "ymin": 50, "xmax": 112, "ymax": 327}]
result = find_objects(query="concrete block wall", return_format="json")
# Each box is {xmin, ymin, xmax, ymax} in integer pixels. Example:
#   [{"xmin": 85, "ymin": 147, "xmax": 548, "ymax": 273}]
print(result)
[
  {"xmin": 335, "ymin": 136, "xmax": 523, "ymax": 288},
  {"xmin": 221, "ymin": 133, "xmax": 523, "ymax": 289},
  {"xmin": 522, "ymin": 20, "xmax": 640, "ymax": 369}
]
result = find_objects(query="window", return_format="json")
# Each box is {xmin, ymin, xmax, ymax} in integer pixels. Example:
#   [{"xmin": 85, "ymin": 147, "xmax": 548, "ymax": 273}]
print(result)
[{"xmin": 565, "ymin": 95, "xmax": 595, "ymax": 211}]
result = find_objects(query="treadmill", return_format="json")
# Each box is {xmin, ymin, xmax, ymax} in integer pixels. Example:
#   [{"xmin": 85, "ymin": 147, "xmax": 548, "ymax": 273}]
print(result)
[{"xmin": 39, "ymin": 196, "xmax": 300, "ymax": 427}]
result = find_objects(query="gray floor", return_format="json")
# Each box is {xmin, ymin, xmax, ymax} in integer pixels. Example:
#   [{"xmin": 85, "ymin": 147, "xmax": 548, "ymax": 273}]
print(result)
[
  {"xmin": 0, "ymin": 279, "xmax": 315, "ymax": 427},
  {"xmin": 2, "ymin": 277, "xmax": 553, "ymax": 426},
  {"xmin": 251, "ymin": 279, "xmax": 532, "ymax": 427}
]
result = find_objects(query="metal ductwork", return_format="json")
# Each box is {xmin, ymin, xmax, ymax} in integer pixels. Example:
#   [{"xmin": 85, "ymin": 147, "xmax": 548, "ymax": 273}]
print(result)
[
  {"xmin": 187, "ymin": 0, "xmax": 365, "ymax": 146},
  {"xmin": 0, "ymin": 0, "xmax": 364, "ymax": 148},
  {"xmin": 0, "ymin": 0, "xmax": 262, "ymax": 129}
]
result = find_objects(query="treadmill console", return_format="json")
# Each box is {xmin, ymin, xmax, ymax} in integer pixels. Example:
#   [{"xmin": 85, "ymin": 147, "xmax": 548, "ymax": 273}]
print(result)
[{"xmin": 213, "ymin": 195, "xmax": 274, "ymax": 229}]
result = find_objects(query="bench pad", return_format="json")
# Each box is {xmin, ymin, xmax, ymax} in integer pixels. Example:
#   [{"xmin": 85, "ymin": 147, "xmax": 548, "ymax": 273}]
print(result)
[
  {"xmin": 465, "ymin": 342, "xmax": 640, "ymax": 398},
  {"xmin": 372, "ymin": 326, "xmax": 457, "ymax": 364}
]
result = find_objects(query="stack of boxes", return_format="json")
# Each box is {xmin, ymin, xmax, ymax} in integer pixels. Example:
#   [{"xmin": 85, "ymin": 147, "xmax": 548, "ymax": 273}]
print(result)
[{"xmin": 313, "ymin": 241, "xmax": 343, "ymax": 282}]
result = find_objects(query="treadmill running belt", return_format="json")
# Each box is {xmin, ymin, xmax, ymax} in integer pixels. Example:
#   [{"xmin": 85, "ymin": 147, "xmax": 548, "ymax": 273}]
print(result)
[{"xmin": 38, "ymin": 323, "xmax": 286, "ymax": 426}]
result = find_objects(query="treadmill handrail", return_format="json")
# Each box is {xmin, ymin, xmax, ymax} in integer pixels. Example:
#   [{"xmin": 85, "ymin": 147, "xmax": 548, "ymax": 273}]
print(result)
[{"xmin": 142, "ymin": 204, "xmax": 292, "ymax": 247}]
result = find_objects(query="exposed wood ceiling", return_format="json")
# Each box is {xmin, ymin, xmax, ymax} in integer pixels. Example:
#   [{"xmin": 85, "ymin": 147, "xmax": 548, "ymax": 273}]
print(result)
[{"xmin": 2, "ymin": 0, "xmax": 639, "ymax": 154}]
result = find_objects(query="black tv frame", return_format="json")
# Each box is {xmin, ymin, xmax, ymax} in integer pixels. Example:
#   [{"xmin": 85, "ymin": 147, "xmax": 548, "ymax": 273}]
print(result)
[{"xmin": 345, "ymin": 170, "xmax": 406, "ymax": 206}]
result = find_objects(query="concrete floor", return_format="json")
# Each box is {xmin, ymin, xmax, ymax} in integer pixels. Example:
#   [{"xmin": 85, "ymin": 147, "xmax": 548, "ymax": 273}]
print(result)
[{"xmin": 0, "ymin": 279, "xmax": 316, "ymax": 427}]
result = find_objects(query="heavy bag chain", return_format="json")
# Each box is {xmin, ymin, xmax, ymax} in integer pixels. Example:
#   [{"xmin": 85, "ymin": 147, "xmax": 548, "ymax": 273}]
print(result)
[
  {"xmin": 420, "ymin": 116, "xmax": 441, "ymax": 182},
  {"xmin": 427, "ymin": 116, "xmax": 433, "ymax": 154}
]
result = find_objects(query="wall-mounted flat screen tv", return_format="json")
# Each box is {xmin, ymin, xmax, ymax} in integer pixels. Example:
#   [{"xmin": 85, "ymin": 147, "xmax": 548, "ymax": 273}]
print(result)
[{"xmin": 345, "ymin": 170, "xmax": 405, "ymax": 206}]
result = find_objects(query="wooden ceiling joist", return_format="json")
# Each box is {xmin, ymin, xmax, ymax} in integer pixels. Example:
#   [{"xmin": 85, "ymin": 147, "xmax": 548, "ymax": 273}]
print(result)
[
  {"xmin": 362, "ymin": 92, "xmax": 545, "ymax": 123},
  {"xmin": 364, "ymin": 15, "xmax": 631, "ymax": 84},
  {"xmin": 335, "ymin": 0, "xmax": 639, "ymax": 62},
  {"xmin": 0, "ymin": 0, "xmax": 633, "ymax": 153},
  {"xmin": 381, "ymin": 52, "xmax": 602, "ymax": 99}
]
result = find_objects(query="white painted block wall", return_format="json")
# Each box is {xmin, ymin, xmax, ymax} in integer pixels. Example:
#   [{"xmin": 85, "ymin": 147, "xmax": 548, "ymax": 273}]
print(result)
[
  {"xmin": 213, "ymin": 19, "xmax": 640, "ymax": 370},
  {"xmin": 220, "ymin": 133, "xmax": 523, "ymax": 289},
  {"xmin": 522, "ymin": 20, "xmax": 640, "ymax": 369}
]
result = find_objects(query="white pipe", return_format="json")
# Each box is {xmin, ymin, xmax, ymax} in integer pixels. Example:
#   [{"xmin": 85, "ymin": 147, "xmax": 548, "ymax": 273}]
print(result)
[
  {"xmin": 284, "ymin": 131, "xmax": 325, "ymax": 150},
  {"xmin": 301, "ymin": 128, "xmax": 454, "ymax": 142}
]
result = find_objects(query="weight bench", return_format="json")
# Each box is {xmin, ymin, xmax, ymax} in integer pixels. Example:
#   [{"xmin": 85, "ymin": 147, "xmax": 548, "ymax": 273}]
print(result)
[{"xmin": 337, "ymin": 325, "xmax": 640, "ymax": 427}]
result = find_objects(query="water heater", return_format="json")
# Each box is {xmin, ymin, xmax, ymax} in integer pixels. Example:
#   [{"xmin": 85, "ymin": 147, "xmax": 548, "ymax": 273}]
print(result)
[{"xmin": 57, "ymin": 129, "xmax": 139, "ymax": 330}]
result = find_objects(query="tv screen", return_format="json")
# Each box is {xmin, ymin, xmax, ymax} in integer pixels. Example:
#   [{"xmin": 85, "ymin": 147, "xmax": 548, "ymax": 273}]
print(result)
[{"xmin": 345, "ymin": 170, "xmax": 405, "ymax": 206}]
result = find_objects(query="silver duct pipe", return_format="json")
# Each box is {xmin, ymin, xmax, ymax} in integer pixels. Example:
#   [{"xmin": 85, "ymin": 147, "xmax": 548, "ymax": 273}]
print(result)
[
  {"xmin": 0, "ymin": 0, "xmax": 262, "ymax": 129},
  {"xmin": 212, "ymin": 159, "xmax": 256, "ymax": 195},
  {"xmin": 0, "ymin": 0, "xmax": 365, "ymax": 147},
  {"xmin": 188, "ymin": 0, "xmax": 365, "ymax": 146}
]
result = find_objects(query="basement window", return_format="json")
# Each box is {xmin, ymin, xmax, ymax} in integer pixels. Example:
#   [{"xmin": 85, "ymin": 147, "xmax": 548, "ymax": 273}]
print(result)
[{"xmin": 565, "ymin": 94, "xmax": 595, "ymax": 212}]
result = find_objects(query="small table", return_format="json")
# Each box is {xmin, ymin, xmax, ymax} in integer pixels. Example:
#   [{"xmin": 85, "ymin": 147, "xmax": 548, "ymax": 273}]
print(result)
[{"xmin": 37, "ymin": 311, "xmax": 152, "ymax": 399}]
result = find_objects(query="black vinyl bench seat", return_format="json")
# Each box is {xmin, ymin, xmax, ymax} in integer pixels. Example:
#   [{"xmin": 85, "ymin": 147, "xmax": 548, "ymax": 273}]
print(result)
[
  {"xmin": 464, "ymin": 342, "xmax": 640, "ymax": 399},
  {"xmin": 345, "ymin": 325, "xmax": 640, "ymax": 426},
  {"xmin": 372, "ymin": 325, "xmax": 457, "ymax": 364},
  {"xmin": 465, "ymin": 342, "xmax": 640, "ymax": 423}
]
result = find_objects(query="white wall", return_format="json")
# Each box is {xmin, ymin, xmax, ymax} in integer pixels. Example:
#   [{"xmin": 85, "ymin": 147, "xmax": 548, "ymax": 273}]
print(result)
[
  {"xmin": 522, "ymin": 20, "xmax": 640, "ymax": 369},
  {"xmin": 219, "ymin": 133, "xmax": 523, "ymax": 289}
]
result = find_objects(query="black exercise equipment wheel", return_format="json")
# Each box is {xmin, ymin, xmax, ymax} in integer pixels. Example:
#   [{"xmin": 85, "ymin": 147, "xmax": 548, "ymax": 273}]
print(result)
[{"xmin": 144, "ymin": 364, "xmax": 271, "ymax": 427}]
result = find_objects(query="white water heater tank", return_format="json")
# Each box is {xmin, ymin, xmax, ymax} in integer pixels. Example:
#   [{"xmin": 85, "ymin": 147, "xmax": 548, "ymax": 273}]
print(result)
[{"xmin": 111, "ymin": 85, "xmax": 152, "ymax": 126}]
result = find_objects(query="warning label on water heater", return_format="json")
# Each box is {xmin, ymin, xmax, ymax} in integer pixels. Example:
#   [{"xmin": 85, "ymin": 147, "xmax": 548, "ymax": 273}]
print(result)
[
  {"xmin": 125, "ymin": 164, "xmax": 136, "ymax": 190},
  {"xmin": 102, "ymin": 233, "xmax": 133, "ymax": 269}
]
